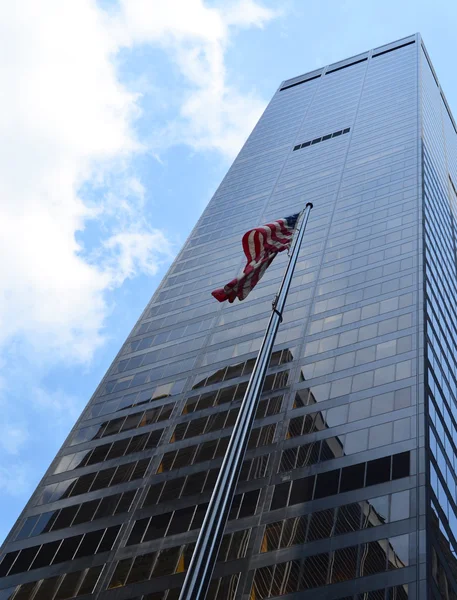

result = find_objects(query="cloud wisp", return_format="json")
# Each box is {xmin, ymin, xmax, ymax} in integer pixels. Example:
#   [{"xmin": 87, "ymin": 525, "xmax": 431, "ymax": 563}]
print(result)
[
  {"xmin": 0, "ymin": 0, "xmax": 170, "ymax": 364},
  {"xmin": 0, "ymin": 0, "xmax": 278, "ymax": 365},
  {"xmin": 114, "ymin": 0, "xmax": 279, "ymax": 158},
  {"xmin": 0, "ymin": 0, "xmax": 279, "ymax": 524}
]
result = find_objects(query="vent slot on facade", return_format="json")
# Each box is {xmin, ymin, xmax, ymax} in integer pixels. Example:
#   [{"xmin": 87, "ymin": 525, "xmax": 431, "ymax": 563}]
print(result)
[
  {"xmin": 293, "ymin": 128, "xmax": 350, "ymax": 152},
  {"xmin": 326, "ymin": 58, "xmax": 367, "ymax": 75},
  {"xmin": 280, "ymin": 74, "xmax": 321, "ymax": 91},
  {"xmin": 372, "ymin": 39, "xmax": 415, "ymax": 58}
]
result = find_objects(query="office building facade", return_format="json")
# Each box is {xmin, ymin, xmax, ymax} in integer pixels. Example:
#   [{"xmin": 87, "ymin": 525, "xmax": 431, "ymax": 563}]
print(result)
[{"xmin": 0, "ymin": 32, "xmax": 456, "ymax": 600}]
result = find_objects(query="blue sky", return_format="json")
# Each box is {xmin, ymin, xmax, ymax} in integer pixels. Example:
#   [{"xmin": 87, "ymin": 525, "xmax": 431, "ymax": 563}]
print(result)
[{"xmin": 0, "ymin": 0, "xmax": 455, "ymax": 542}]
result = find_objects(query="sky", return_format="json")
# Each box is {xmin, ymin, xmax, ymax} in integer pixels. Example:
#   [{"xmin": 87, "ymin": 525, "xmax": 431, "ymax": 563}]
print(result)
[{"xmin": 0, "ymin": 0, "xmax": 456, "ymax": 543}]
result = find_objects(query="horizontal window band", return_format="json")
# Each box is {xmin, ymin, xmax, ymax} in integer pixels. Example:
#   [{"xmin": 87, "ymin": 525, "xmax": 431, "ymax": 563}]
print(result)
[
  {"xmin": 280, "ymin": 39, "xmax": 415, "ymax": 92},
  {"xmin": 326, "ymin": 57, "xmax": 367, "ymax": 74},
  {"xmin": 280, "ymin": 74, "xmax": 321, "ymax": 91},
  {"xmin": 373, "ymin": 39, "xmax": 415, "ymax": 58}
]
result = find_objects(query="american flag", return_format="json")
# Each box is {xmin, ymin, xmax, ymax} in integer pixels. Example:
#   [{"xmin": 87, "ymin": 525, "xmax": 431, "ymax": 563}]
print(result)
[{"xmin": 211, "ymin": 213, "xmax": 300, "ymax": 303}]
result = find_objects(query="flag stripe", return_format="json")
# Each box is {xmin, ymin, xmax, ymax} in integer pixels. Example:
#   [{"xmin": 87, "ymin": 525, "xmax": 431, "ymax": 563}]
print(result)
[{"xmin": 212, "ymin": 213, "xmax": 300, "ymax": 303}]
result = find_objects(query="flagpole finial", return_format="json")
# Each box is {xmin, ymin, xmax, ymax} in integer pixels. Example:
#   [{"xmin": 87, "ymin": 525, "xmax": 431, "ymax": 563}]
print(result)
[{"xmin": 306, "ymin": 202, "xmax": 313, "ymax": 209}]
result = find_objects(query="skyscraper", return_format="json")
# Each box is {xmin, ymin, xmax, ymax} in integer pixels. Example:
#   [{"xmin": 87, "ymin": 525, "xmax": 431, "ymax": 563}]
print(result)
[{"xmin": 0, "ymin": 31, "xmax": 455, "ymax": 600}]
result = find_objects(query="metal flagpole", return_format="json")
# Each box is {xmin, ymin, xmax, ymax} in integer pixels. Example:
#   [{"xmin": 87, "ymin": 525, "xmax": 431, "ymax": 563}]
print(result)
[{"xmin": 178, "ymin": 202, "xmax": 313, "ymax": 600}]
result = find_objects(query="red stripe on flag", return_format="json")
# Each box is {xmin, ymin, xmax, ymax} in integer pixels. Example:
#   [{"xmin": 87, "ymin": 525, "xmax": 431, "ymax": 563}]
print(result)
[{"xmin": 212, "ymin": 213, "xmax": 299, "ymax": 302}]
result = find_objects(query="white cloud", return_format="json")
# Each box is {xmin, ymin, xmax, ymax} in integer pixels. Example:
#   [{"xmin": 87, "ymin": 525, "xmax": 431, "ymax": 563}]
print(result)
[
  {"xmin": 0, "ymin": 464, "xmax": 31, "ymax": 498},
  {"xmin": 0, "ymin": 0, "xmax": 278, "ymax": 367},
  {"xmin": 0, "ymin": 426, "xmax": 29, "ymax": 456},
  {"xmin": 222, "ymin": 0, "xmax": 281, "ymax": 27},
  {"xmin": 32, "ymin": 387, "xmax": 82, "ymax": 424},
  {"xmin": 0, "ymin": 0, "xmax": 172, "ymax": 364},
  {"xmin": 0, "ymin": 0, "xmax": 280, "ymax": 517},
  {"xmin": 103, "ymin": 229, "xmax": 173, "ymax": 285},
  {"xmin": 114, "ymin": 0, "xmax": 279, "ymax": 157}
]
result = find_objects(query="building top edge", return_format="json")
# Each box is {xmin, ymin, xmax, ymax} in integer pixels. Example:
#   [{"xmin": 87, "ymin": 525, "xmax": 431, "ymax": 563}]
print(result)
[
  {"xmin": 421, "ymin": 38, "xmax": 457, "ymax": 136},
  {"xmin": 279, "ymin": 33, "xmax": 418, "ymax": 90}
]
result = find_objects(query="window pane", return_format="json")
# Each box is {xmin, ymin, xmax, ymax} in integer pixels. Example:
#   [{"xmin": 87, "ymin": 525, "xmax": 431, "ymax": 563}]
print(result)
[
  {"xmin": 54, "ymin": 570, "xmax": 82, "ymax": 600},
  {"xmin": 366, "ymin": 457, "xmax": 391, "ymax": 486},
  {"xmin": 34, "ymin": 577, "xmax": 61, "ymax": 600},
  {"xmin": 340, "ymin": 463, "xmax": 365, "ymax": 492},
  {"xmin": 78, "ymin": 565, "xmax": 104, "ymax": 594},
  {"xmin": 330, "ymin": 545, "xmax": 358, "ymax": 583},
  {"xmin": 307, "ymin": 508, "xmax": 335, "ymax": 541},
  {"xmin": 109, "ymin": 558, "xmax": 132, "ymax": 589},
  {"xmin": 152, "ymin": 546, "xmax": 181, "ymax": 576},
  {"xmin": 127, "ymin": 552, "xmax": 156, "ymax": 584},
  {"xmin": 301, "ymin": 552, "xmax": 329, "ymax": 589}
]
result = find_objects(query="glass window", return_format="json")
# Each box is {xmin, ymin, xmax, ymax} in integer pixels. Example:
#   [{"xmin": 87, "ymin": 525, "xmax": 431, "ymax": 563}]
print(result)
[
  {"xmin": 94, "ymin": 495, "xmax": 118, "ymax": 519},
  {"xmin": 15, "ymin": 515, "xmax": 40, "ymax": 541},
  {"xmin": 34, "ymin": 577, "xmax": 61, "ymax": 600},
  {"xmin": 90, "ymin": 468, "xmax": 115, "ymax": 491},
  {"xmin": 326, "ymin": 404, "xmax": 348, "ymax": 426},
  {"xmin": 390, "ymin": 490, "xmax": 410, "ymax": 521},
  {"xmin": 191, "ymin": 503, "xmax": 209, "ymax": 530},
  {"xmin": 301, "ymin": 552, "xmax": 329, "ymax": 588},
  {"xmin": 152, "ymin": 546, "xmax": 181, "ymax": 577},
  {"xmin": 8, "ymin": 582, "xmax": 35, "ymax": 600},
  {"xmin": 72, "ymin": 500, "xmax": 99, "ymax": 526},
  {"xmin": 115, "ymin": 490, "xmax": 136, "ymax": 514},
  {"xmin": 144, "ymin": 482, "xmax": 164, "ymax": 507},
  {"xmin": 359, "ymin": 539, "xmax": 387, "ymax": 576},
  {"xmin": 314, "ymin": 470, "xmax": 339, "ymax": 498},
  {"xmin": 271, "ymin": 482, "xmax": 290, "ymax": 510},
  {"xmin": 393, "ymin": 418, "xmax": 410, "ymax": 442},
  {"xmin": 388, "ymin": 534, "xmax": 409, "ymax": 569},
  {"xmin": 0, "ymin": 550, "xmax": 23, "ymax": 577},
  {"xmin": 307, "ymin": 508, "xmax": 334, "ymax": 541},
  {"xmin": 54, "ymin": 570, "xmax": 82, "ymax": 600},
  {"xmin": 127, "ymin": 552, "xmax": 156, "ymax": 584},
  {"xmin": 128, "ymin": 518, "xmax": 149, "ymax": 545},
  {"xmin": 75, "ymin": 530, "xmax": 104, "ymax": 558},
  {"xmin": 340, "ymin": 463, "xmax": 365, "ymax": 492},
  {"xmin": 282, "ymin": 515, "xmax": 307, "ymax": 548},
  {"xmin": 330, "ymin": 545, "xmax": 358, "ymax": 583},
  {"xmin": 145, "ymin": 514, "xmax": 171, "ymax": 542},
  {"xmin": 367, "ymin": 495, "xmax": 389, "ymax": 525},
  {"xmin": 372, "ymin": 391, "xmax": 394, "ymax": 415},
  {"xmin": 161, "ymin": 477, "xmax": 185, "ymax": 502},
  {"xmin": 392, "ymin": 452, "xmax": 410, "ymax": 479},
  {"xmin": 78, "ymin": 565, "xmax": 104, "ymax": 595},
  {"xmin": 183, "ymin": 471, "xmax": 207, "ymax": 496},
  {"xmin": 335, "ymin": 503, "xmax": 361, "ymax": 535},
  {"xmin": 348, "ymin": 398, "xmax": 371, "ymax": 422},
  {"xmin": 262, "ymin": 521, "xmax": 282, "ymax": 552},
  {"xmin": 98, "ymin": 525, "xmax": 121, "ymax": 554},
  {"xmin": 345, "ymin": 429, "xmax": 369, "ymax": 454},
  {"xmin": 290, "ymin": 476, "xmax": 315, "ymax": 505},
  {"xmin": 369, "ymin": 423, "xmax": 393, "ymax": 449},
  {"xmin": 238, "ymin": 490, "xmax": 260, "ymax": 518},
  {"xmin": 168, "ymin": 506, "xmax": 195, "ymax": 536},
  {"xmin": 109, "ymin": 558, "xmax": 132, "ymax": 589},
  {"xmin": 52, "ymin": 535, "xmax": 83, "ymax": 564},
  {"xmin": 366, "ymin": 457, "xmax": 391, "ymax": 486},
  {"xmin": 395, "ymin": 387, "xmax": 411, "ymax": 409}
]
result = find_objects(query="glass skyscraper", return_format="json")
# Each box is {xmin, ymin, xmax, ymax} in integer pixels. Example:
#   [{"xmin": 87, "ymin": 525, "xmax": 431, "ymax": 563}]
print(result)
[{"xmin": 1, "ymin": 32, "xmax": 456, "ymax": 600}]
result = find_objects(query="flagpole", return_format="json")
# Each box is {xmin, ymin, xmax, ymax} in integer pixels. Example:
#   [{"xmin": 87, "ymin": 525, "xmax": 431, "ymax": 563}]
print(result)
[{"xmin": 178, "ymin": 202, "xmax": 313, "ymax": 600}]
